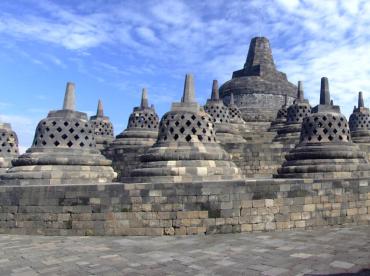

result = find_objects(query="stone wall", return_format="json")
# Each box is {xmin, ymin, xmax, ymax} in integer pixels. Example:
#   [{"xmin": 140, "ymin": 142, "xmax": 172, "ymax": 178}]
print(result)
[{"xmin": 0, "ymin": 178, "xmax": 369, "ymax": 236}]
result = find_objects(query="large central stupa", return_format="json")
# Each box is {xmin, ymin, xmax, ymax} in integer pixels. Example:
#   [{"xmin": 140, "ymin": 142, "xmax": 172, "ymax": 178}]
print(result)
[{"xmin": 219, "ymin": 37, "xmax": 297, "ymax": 123}]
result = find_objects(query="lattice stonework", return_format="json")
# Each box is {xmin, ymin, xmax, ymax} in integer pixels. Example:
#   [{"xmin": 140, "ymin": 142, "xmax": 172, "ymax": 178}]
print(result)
[
  {"xmin": 229, "ymin": 106, "xmax": 243, "ymax": 121},
  {"xmin": 158, "ymin": 111, "xmax": 217, "ymax": 143},
  {"xmin": 204, "ymin": 103, "xmax": 230, "ymax": 124},
  {"xmin": 0, "ymin": 130, "xmax": 18, "ymax": 155},
  {"xmin": 287, "ymin": 104, "xmax": 311, "ymax": 123},
  {"xmin": 91, "ymin": 120, "xmax": 114, "ymax": 137},
  {"xmin": 300, "ymin": 114, "xmax": 351, "ymax": 143},
  {"xmin": 349, "ymin": 113, "xmax": 370, "ymax": 132},
  {"xmin": 32, "ymin": 118, "xmax": 96, "ymax": 149},
  {"xmin": 127, "ymin": 110, "xmax": 159, "ymax": 130},
  {"xmin": 276, "ymin": 106, "xmax": 288, "ymax": 120}
]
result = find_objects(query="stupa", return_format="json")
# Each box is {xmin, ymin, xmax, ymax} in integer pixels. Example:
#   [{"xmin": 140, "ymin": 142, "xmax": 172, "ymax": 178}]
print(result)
[
  {"xmin": 219, "ymin": 37, "xmax": 297, "ymax": 125},
  {"xmin": 349, "ymin": 92, "xmax": 370, "ymax": 143},
  {"xmin": 273, "ymin": 81, "xmax": 311, "ymax": 145},
  {"xmin": 0, "ymin": 120, "xmax": 19, "ymax": 174},
  {"xmin": 277, "ymin": 77, "xmax": 370, "ymax": 179},
  {"xmin": 126, "ymin": 74, "xmax": 242, "ymax": 183},
  {"xmin": 0, "ymin": 82, "xmax": 116, "ymax": 185},
  {"xmin": 107, "ymin": 88, "xmax": 159, "ymax": 179},
  {"xmin": 227, "ymin": 93, "xmax": 250, "ymax": 135},
  {"xmin": 89, "ymin": 100, "xmax": 114, "ymax": 151},
  {"xmin": 269, "ymin": 95, "xmax": 289, "ymax": 132},
  {"xmin": 204, "ymin": 80, "xmax": 245, "ymax": 144}
]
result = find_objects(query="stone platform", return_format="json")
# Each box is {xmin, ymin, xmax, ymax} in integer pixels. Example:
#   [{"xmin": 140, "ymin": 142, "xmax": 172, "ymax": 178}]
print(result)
[
  {"xmin": 0, "ymin": 178, "xmax": 369, "ymax": 236},
  {"xmin": 0, "ymin": 225, "xmax": 369, "ymax": 275}
]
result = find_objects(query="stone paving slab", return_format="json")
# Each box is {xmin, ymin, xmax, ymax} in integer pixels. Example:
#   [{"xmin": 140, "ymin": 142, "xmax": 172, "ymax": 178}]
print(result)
[{"xmin": 0, "ymin": 226, "xmax": 369, "ymax": 276}]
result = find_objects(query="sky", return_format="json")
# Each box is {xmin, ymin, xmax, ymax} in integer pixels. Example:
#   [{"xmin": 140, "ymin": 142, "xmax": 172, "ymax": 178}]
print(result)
[{"xmin": 1, "ymin": 0, "xmax": 370, "ymax": 153}]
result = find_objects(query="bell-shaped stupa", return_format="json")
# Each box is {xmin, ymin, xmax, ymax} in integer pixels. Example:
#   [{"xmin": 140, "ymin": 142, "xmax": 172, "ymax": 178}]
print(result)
[
  {"xmin": 0, "ymin": 119, "xmax": 19, "ymax": 174},
  {"xmin": 89, "ymin": 100, "xmax": 114, "ymax": 151},
  {"xmin": 126, "ymin": 74, "xmax": 242, "ymax": 183},
  {"xmin": 219, "ymin": 37, "xmax": 297, "ymax": 125},
  {"xmin": 269, "ymin": 94, "xmax": 289, "ymax": 132},
  {"xmin": 273, "ymin": 81, "xmax": 311, "ymax": 144},
  {"xmin": 107, "ymin": 88, "xmax": 159, "ymax": 179},
  {"xmin": 276, "ymin": 78, "xmax": 370, "ymax": 179},
  {"xmin": 0, "ymin": 82, "xmax": 116, "ymax": 185},
  {"xmin": 204, "ymin": 80, "xmax": 245, "ymax": 144},
  {"xmin": 349, "ymin": 92, "xmax": 370, "ymax": 143}
]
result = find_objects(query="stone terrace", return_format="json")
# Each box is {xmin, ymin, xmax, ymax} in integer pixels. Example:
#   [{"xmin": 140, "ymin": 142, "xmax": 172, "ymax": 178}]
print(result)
[{"xmin": 0, "ymin": 225, "xmax": 369, "ymax": 275}]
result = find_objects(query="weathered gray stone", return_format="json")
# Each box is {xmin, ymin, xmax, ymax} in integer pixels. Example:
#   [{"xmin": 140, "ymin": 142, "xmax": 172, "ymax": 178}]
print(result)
[
  {"xmin": 0, "ymin": 121, "xmax": 19, "ymax": 175},
  {"xmin": 0, "ymin": 82, "xmax": 116, "ymax": 185}
]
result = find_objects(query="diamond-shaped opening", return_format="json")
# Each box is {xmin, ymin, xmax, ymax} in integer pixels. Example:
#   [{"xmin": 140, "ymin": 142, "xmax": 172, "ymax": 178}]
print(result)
[
  {"xmin": 332, "ymin": 116, "xmax": 336, "ymax": 120},
  {"xmin": 42, "ymin": 140, "xmax": 47, "ymax": 145},
  {"xmin": 163, "ymin": 135, "xmax": 167, "ymax": 141},
  {"xmin": 180, "ymin": 127, "xmax": 185, "ymax": 133},
  {"xmin": 52, "ymin": 121, "xmax": 57, "ymax": 126},
  {"xmin": 338, "ymin": 122, "xmax": 342, "ymax": 127},
  {"xmin": 74, "ymin": 134, "xmax": 80, "ymax": 140},
  {"xmin": 340, "ymin": 117, "xmax": 344, "ymax": 121},
  {"xmin": 174, "ymin": 134, "xmax": 179, "ymax": 140},
  {"xmin": 328, "ymin": 122, "xmax": 333, "ymax": 127},
  {"xmin": 64, "ymin": 122, "xmax": 69, "ymax": 126},
  {"xmin": 339, "ymin": 135, "xmax": 343, "ymax": 140},
  {"xmin": 181, "ymin": 115, "xmax": 185, "ymax": 119},
  {"xmin": 169, "ymin": 127, "xmax": 174, "ymax": 133},
  {"xmin": 317, "ymin": 135, "xmax": 322, "ymax": 141},
  {"xmin": 323, "ymin": 116, "xmax": 327, "ymax": 121},
  {"xmin": 62, "ymin": 134, "xmax": 68, "ymax": 140},
  {"xmin": 191, "ymin": 127, "xmax": 197, "ymax": 134},
  {"xmin": 75, "ymin": 122, "xmax": 80, "ymax": 127},
  {"xmin": 202, "ymin": 128, "xmax": 207, "ymax": 134},
  {"xmin": 318, "ymin": 122, "xmax": 323, "ymax": 127},
  {"xmin": 323, "ymin": 128, "xmax": 328, "ymax": 134},
  {"xmin": 333, "ymin": 129, "xmax": 338, "ymax": 134},
  {"xmin": 197, "ymin": 121, "xmax": 202, "ymax": 127},
  {"xmin": 314, "ymin": 117, "xmax": 319, "ymax": 121},
  {"xmin": 342, "ymin": 129, "xmax": 346, "ymax": 134},
  {"xmin": 57, "ymin": 127, "xmax": 62, "ymax": 132},
  {"xmin": 313, "ymin": 129, "xmax": 317, "ymax": 134},
  {"xmin": 198, "ymin": 135, "xmax": 203, "ymax": 141},
  {"xmin": 67, "ymin": 141, "xmax": 73, "ymax": 147},
  {"xmin": 79, "ymin": 142, "xmax": 84, "ymax": 147},
  {"xmin": 191, "ymin": 115, "xmax": 196, "ymax": 120},
  {"xmin": 54, "ymin": 141, "xmax": 60, "ymax": 146},
  {"xmin": 328, "ymin": 135, "xmax": 333, "ymax": 141},
  {"xmin": 80, "ymin": 129, "xmax": 85, "ymax": 133},
  {"xmin": 49, "ymin": 134, "xmax": 55, "ymax": 139},
  {"xmin": 174, "ymin": 121, "xmax": 179, "ymax": 126},
  {"xmin": 69, "ymin": 128, "xmax": 74, "ymax": 133},
  {"xmin": 185, "ymin": 120, "xmax": 191, "ymax": 127},
  {"xmin": 45, "ymin": 127, "xmax": 50, "ymax": 132},
  {"xmin": 185, "ymin": 134, "xmax": 192, "ymax": 142}
]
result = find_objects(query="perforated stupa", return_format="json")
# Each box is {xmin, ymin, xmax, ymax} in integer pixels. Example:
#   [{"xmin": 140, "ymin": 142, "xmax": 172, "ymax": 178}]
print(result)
[
  {"xmin": 204, "ymin": 80, "xmax": 245, "ymax": 144},
  {"xmin": 273, "ymin": 81, "xmax": 311, "ymax": 144},
  {"xmin": 277, "ymin": 77, "xmax": 370, "ymax": 179},
  {"xmin": 89, "ymin": 100, "xmax": 114, "ymax": 151},
  {"xmin": 269, "ymin": 95, "xmax": 289, "ymax": 132},
  {"xmin": 0, "ymin": 120, "xmax": 18, "ymax": 174},
  {"xmin": 107, "ymin": 88, "xmax": 159, "ymax": 180},
  {"xmin": 349, "ymin": 92, "xmax": 370, "ymax": 144},
  {"xmin": 126, "ymin": 74, "xmax": 242, "ymax": 183},
  {"xmin": 0, "ymin": 82, "xmax": 116, "ymax": 185}
]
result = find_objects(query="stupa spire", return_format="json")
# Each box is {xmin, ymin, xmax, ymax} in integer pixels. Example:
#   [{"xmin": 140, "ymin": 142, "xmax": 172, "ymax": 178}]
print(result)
[
  {"xmin": 230, "ymin": 93, "xmax": 235, "ymax": 105},
  {"xmin": 320, "ymin": 77, "xmax": 330, "ymax": 105},
  {"xmin": 244, "ymin": 37, "xmax": 275, "ymax": 72},
  {"xmin": 182, "ymin": 74, "xmax": 195, "ymax": 103},
  {"xmin": 211, "ymin": 80, "xmax": 219, "ymax": 100},
  {"xmin": 97, "ymin": 99, "xmax": 104, "ymax": 117},
  {"xmin": 141, "ymin": 88, "xmax": 149, "ymax": 108},
  {"xmin": 358, "ymin": 91, "xmax": 364, "ymax": 108},
  {"xmin": 284, "ymin": 94, "xmax": 288, "ymax": 106},
  {"xmin": 297, "ymin": 81, "xmax": 304, "ymax": 101},
  {"xmin": 63, "ymin": 82, "xmax": 76, "ymax": 111}
]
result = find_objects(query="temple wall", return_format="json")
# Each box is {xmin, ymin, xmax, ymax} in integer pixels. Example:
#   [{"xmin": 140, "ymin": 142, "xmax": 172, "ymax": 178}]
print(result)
[{"xmin": 0, "ymin": 178, "xmax": 369, "ymax": 236}]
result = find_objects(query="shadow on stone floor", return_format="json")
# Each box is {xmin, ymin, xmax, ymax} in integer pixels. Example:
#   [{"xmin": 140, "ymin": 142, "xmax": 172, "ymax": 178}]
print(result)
[{"xmin": 307, "ymin": 269, "xmax": 370, "ymax": 276}]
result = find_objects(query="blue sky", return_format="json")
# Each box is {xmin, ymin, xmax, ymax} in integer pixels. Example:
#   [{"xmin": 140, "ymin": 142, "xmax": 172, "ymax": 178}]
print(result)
[{"xmin": 0, "ymin": 0, "xmax": 370, "ymax": 152}]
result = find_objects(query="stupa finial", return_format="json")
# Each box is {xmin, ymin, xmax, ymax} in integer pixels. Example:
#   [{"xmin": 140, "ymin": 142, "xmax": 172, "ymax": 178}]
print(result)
[
  {"xmin": 320, "ymin": 77, "xmax": 330, "ymax": 105},
  {"xmin": 230, "ymin": 93, "xmax": 235, "ymax": 105},
  {"xmin": 211, "ymin": 80, "xmax": 219, "ymax": 100},
  {"xmin": 141, "ymin": 88, "xmax": 149, "ymax": 108},
  {"xmin": 358, "ymin": 91, "xmax": 364, "ymax": 108},
  {"xmin": 284, "ymin": 94, "xmax": 288, "ymax": 106},
  {"xmin": 97, "ymin": 99, "xmax": 104, "ymax": 117},
  {"xmin": 182, "ymin": 74, "xmax": 195, "ymax": 103},
  {"xmin": 63, "ymin": 82, "xmax": 76, "ymax": 111},
  {"xmin": 297, "ymin": 81, "xmax": 304, "ymax": 101}
]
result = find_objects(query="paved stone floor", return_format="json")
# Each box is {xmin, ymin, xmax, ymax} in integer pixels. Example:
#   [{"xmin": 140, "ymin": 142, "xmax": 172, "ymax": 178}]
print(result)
[{"xmin": 0, "ymin": 226, "xmax": 369, "ymax": 276}]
